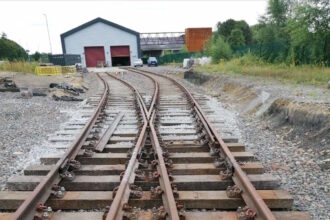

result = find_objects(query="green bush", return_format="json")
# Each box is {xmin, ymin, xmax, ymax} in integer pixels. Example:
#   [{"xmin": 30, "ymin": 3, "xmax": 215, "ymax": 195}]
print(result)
[{"xmin": 211, "ymin": 36, "xmax": 232, "ymax": 63}]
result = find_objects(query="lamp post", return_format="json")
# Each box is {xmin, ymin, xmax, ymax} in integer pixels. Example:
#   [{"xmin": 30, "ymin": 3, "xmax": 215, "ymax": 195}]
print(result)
[
  {"xmin": 43, "ymin": 13, "xmax": 52, "ymax": 54},
  {"xmin": 26, "ymin": 50, "xmax": 30, "ymax": 62}
]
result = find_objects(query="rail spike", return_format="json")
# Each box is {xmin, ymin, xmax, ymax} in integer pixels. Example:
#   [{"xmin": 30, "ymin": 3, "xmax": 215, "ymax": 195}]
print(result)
[
  {"xmin": 68, "ymin": 159, "xmax": 81, "ymax": 170},
  {"xmin": 156, "ymin": 206, "xmax": 167, "ymax": 220},
  {"xmin": 59, "ymin": 170, "xmax": 75, "ymax": 181},
  {"xmin": 237, "ymin": 206, "xmax": 257, "ymax": 220},
  {"xmin": 51, "ymin": 184, "xmax": 66, "ymax": 199},
  {"xmin": 34, "ymin": 203, "xmax": 53, "ymax": 220},
  {"xmin": 219, "ymin": 169, "xmax": 233, "ymax": 180},
  {"xmin": 226, "ymin": 185, "xmax": 242, "ymax": 198}
]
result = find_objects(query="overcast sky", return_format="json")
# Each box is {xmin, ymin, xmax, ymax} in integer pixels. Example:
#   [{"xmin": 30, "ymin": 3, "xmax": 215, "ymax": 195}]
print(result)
[{"xmin": 0, "ymin": 0, "xmax": 267, "ymax": 54}]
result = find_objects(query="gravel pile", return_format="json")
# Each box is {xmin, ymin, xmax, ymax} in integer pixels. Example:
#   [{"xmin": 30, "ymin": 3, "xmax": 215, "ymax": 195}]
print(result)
[
  {"xmin": 239, "ymin": 117, "xmax": 329, "ymax": 220},
  {"xmin": 0, "ymin": 93, "xmax": 78, "ymax": 190},
  {"xmin": 0, "ymin": 73, "xmax": 101, "ymax": 190}
]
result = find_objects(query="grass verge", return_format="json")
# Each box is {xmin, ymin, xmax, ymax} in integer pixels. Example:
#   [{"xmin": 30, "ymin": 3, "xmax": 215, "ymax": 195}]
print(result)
[
  {"xmin": 0, "ymin": 61, "xmax": 37, "ymax": 74},
  {"xmin": 195, "ymin": 55, "xmax": 330, "ymax": 86}
]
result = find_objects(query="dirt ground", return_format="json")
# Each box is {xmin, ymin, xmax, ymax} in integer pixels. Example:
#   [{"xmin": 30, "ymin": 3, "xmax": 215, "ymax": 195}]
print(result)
[{"xmin": 0, "ymin": 71, "xmax": 85, "ymax": 89}]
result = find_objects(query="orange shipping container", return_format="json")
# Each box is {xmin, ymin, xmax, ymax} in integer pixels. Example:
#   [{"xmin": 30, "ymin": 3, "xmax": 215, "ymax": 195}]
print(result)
[{"xmin": 185, "ymin": 28, "xmax": 212, "ymax": 52}]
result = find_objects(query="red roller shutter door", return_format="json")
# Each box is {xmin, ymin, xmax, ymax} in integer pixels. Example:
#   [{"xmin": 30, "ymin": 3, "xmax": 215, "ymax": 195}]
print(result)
[
  {"xmin": 110, "ymin": 46, "xmax": 130, "ymax": 57},
  {"xmin": 84, "ymin": 47, "xmax": 105, "ymax": 67}
]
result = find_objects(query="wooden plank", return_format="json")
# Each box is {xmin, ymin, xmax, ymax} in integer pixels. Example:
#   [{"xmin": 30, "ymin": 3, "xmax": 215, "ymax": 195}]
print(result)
[
  {"xmin": 7, "ymin": 175, "xmax": 120, "ymax": 191},
  {"xmin": 7, "ymin": 173, "xmax": 277, "ymax": 191},
  {"xmin": 172, "ymin": 174, "xmax": 279, "ymax": 190},
  {"xmin": 0, "ymin": 211, "xmax": 311, "ymax": 220},
  {"xmin": 40, "ymin": 151, "xmax": 254, "ymax": 165},
  {"xmin": 24, "ymin": 164, "xmax": 125, "ymax": 175},
  {"xmin": 226, "ymin": 143, "xmax": 245, "ymax": 152},
  {"xmin": 40, "ymin": 153, "xmax": 128, "ymax": 165},
  {"xmin": 172, "ymin": 162, "xmax": 263, "ymax": 175},
  {"xmin": 0, "ymin": 190, "xmax": 292, "ymax": 210},
  {"xmin": 94, "ymin": 112, "xmax": 124, "ymax": 152},
  {"xmin": 24, "ymin": 161, "xmax": 262, "ymax": 176},
  {"xmin": 169, "ymin": 152, "xmax": 254, "ymax": 163},
  {"xmin": 184, "ymin": 211, "xmax": 312, "ymax": 220},
  {"xmin": 103, "ymin": 143, "xmax": 132, "ymax": 153}
]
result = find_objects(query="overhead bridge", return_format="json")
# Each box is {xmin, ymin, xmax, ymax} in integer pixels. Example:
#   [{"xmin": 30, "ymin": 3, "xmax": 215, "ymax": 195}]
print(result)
[{"xmin": 140, "ymin": 32, "xmax": 185, "ymax": 56}]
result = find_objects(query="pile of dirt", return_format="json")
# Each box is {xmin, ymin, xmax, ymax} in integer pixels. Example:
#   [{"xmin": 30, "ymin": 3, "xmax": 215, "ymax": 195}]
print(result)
[
  {"xmin": 266, "ymin": 98, "xmax": 330, "ymax": 158},
  {"xmin": 179, "ymin": 69, "xmax": 330, "ymax": 167}
]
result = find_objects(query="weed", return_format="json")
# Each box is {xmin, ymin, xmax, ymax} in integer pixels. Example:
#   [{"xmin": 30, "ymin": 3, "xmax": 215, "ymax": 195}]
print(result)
[
  {"xmin": 0, "ymin": 61, "xmax": 37, "ymax": 74},
  {"xmin": 196, "ymin": 54, "xmax": 330, "ymax": 86}
]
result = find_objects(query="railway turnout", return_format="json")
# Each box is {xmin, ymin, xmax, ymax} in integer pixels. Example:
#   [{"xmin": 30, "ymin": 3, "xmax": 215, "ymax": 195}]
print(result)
[{"xmin": 0, "ymin": 68, "xmax": 311, "ymax": 220}]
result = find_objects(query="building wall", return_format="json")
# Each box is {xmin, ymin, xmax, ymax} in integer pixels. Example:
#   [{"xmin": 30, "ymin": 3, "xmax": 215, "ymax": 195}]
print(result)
[
  {"xmin": 185, "ymin": 28, "xmax": 212, "ymax": 52},
  {"xmin": 63, "ymin": 22, "xmax": 139, "ymax": 67}
]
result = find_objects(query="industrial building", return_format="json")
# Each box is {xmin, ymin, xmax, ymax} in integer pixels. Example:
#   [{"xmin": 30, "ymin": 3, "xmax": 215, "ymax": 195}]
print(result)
[
  {"xmin": 140, "ymin": 32, "xmax": 185, "ymax": 57},
  {"xmin": 61, "ymin": 17, "xmax": 141, "ymax": 68},
  {"xmin": 185, "ymin": 28, "xmax": 212, "ymax": 52},
  {"xmin": 140, "ymin": 28, "xmax": 212, "ymax": 57},
  {"xmin": 60, "ymin": 17, "xmax": 212, "ymax": 67}
]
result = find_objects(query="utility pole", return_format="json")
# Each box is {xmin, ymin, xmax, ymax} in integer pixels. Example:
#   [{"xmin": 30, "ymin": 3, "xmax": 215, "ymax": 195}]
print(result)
[{"xmin": 43, "ymin": 13, "xmax": 52, "ymax": 54}]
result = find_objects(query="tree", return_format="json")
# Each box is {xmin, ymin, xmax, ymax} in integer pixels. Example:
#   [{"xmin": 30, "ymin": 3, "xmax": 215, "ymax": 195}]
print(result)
[
  {"xmin": 180, "ymin": 45, "xmax": 189, "ymax": 53},
  {"xmin": 0, "ymin": 37, "xmax": 27, "ymax": 61},
  {"xmin": 228, "ymin": 29, "xmax": 245, "ymax": 47},
  {"xmin": 286, "ymin": 0, "xmax": 330, "ymax": 65},
  {"xmin": 1, "ymin": 32, "xmax": 7, "ymax": 39},
  {"xmin": 265, "ymin": 0, "xmax": 289, "ymax": 26},
  {"xmin": 31, "ymin": 51, "xmax": 41, "ymax": 61},
  {"xmin": 203, "ymin": 37, "xmax": 213, "ymax": 56},
  {"xmin": 211, "ymin": 0, "xmax": 329, "ymax": 65},
  {"xmin": 216, "ymin": 19, "xmax": 236, "ymax": 39},
  {"xmin": 234, "ymin": 20, "xmax": 253, "ymax": 44},
  {"xmin": 217, "ymin": 19, "xmax": 253, "ymax": 45},
  {"xmin": 210, "ymin": 36, "xmax": 232, "ymax": 63}
]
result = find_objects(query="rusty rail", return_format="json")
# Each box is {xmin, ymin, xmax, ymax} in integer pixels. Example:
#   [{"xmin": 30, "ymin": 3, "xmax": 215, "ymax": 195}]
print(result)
[
  {"xmin": 129, "ymin": 67, "xmax": 277, "ymax": 220},
  {"xmin": 105, "ymin": 72, "xmax": 180, "ymax": 219},
  {"xmin": 104, "ymin": 73, "xmax": 148, "ymax": 219},
  {"xmin": 150, "ymin": 110, "xmax": 180, "ymax": 220},
  {"xmin": 12, "ymin": 73, "xmax": 109, "ymax": 220}
]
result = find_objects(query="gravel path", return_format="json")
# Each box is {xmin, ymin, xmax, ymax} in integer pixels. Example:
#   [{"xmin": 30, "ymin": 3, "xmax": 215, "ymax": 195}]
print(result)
[
  {"xmin": 120, "ymin": 70, "xmax": 154, "ymax": 106},
  {"xmin": 143, "ymin": 66, "xmax": 329, "ymax": 220},
  {"xmin": 0, "ymin": 93, "xmax": 78, "ymax": 190},
  {"xmin": 0, "ymin": 72, "xmax": 101, "ymax": 190}
]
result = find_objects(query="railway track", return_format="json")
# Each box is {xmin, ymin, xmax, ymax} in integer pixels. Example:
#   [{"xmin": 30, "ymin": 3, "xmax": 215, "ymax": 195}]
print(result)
[{"xmin": 0, "ymin": 69, "xmax": 311, "ymax": 220}]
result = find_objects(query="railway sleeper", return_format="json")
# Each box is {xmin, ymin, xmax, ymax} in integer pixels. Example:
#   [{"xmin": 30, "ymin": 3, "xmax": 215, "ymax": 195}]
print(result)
[
  {"xmin": 0, "ymin": 190, "xmax": 292, "ymax": 210},
  {"xmin": 39, "ymin": 151, "xmax": 255, "ymax": 165},
  {"xmin": 23, "ymin": 162, "xmax": 264, "ymax": 176},
  {"xmin": 6, "ymin": 174, "xmax": 278, "ymax": 191}
]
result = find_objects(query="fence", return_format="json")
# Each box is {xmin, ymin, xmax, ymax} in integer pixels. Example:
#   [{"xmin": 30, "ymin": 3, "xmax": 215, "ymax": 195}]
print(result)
[
  {"xmin": 48, "ymin": 54, "xmax": 81, "ymax": 66},
  {"xmin": 158, "ymin": 52, "xmax": 204, "ymax": 64},
  {"xmin": 231, "ymin": 42, "xmax": 288, "ymax": 59},
  {"xmin": 35, "ymin": 66, "xmax": 76, "ymax": 75}
]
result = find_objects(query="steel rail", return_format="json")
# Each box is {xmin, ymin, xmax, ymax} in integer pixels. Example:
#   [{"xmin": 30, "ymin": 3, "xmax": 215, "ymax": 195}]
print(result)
[
  {"xmin": 122, "ymin": 67, "xmax": 158, "ymax": 119},
  {"xmin": 150, "ymin": 110, "xmax": 180, "ymax": 220},
  {"xmin": 130, "ymin": 68, "xmax": 277, "ymax": 220},
  {"xmin": 125, "ymin": 69, "xmax": 179, "ymax": 219},
  {"xmin": 105, "ymin": 73, "xmax": 148, "ymax": 220},
  {"xmin": 12, "ymin": 73, "xmax": 109, "ymax": 220},
  {"xmin": 144, "ymin": 73, "xmax": 158, "ymax": 119},
  {"xmin": 106, "ymin": 72, "xmax": 179, "ymax": 220}
]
